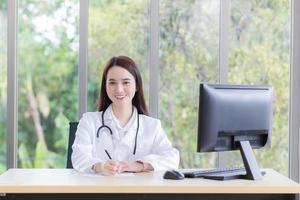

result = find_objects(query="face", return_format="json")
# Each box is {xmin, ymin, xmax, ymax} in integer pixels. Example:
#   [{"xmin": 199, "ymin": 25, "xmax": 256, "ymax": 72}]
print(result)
[{"xmin": 106, "ymin": 66, "xmax": 136, "ymax": 108}]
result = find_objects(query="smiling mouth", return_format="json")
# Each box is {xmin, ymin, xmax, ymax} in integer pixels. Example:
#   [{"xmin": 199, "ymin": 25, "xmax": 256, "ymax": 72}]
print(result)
[{"xmin": 115, "ymin": 95, "xmax": 126, "ymax": 100}]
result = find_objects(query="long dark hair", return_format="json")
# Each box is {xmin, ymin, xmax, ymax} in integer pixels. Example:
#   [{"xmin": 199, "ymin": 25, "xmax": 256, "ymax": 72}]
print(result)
[{"xmin": 97, "ymin": 56, "xmax": 148, "ymax": 115}]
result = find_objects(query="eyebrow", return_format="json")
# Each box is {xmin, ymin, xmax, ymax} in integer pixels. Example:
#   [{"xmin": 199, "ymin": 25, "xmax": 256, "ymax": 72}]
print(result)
[{"xmin": 108, "ymin": 78, "xmax": 133, "ymax": 81}]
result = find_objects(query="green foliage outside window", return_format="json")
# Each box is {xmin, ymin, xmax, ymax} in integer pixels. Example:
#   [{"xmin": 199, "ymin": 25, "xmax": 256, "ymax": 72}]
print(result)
[{"xmin": 227, "ymin": 0, "xmax": 290, "ymax": 174}]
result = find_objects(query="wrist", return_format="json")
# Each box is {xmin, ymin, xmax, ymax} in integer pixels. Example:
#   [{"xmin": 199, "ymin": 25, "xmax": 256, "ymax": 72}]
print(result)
[
  {"xmin": 136, "ymin": 160, "xmax": 145, "ymax": 172},
  {"xmin": 92, "ymin": 162, "xmax": 103, "ymax": 173}
]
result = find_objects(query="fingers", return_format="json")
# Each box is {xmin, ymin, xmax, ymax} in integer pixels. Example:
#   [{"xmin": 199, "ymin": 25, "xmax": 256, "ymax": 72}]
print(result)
[
  {"xmin": 118, "ymin": 161, "xmax": 142, "ymax": 173},
  {"xmin": 100, "ymin": 160, "xmax": 143, "ymax": 175},
  {"xmin": 102, "ymin": 160, "xmax": 120, "ymax": 176},
  {"xmin": 106, "ymin": 160, "xmax": 119, "ymax": 171},
  {"xmin": 119, "ymin": 161, "xmax": 130, "ymax": 172}
]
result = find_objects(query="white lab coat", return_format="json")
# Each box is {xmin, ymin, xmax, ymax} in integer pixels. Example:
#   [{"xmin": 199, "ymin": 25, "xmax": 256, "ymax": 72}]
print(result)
[{"xmin": 71, "ymin": 105, "xmax": 179, "ymax": 173}]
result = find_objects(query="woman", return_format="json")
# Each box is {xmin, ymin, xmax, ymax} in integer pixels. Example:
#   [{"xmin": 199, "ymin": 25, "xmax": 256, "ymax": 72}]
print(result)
[{"xmin": 72, "ymin": 56, "xmax": 179, "ymax": 175}]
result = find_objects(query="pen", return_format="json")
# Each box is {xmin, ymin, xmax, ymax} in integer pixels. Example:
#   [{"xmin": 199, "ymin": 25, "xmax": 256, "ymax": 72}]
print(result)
[{"xmin": 105, "ymin": 150, "xmax": 112, "ymax": 160}]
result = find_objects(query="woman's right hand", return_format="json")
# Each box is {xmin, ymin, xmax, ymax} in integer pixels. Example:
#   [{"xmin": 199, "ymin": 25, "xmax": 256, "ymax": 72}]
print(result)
[{"xmin": 93, "ymin": 160, "xmax": 120, "ymax": 176}]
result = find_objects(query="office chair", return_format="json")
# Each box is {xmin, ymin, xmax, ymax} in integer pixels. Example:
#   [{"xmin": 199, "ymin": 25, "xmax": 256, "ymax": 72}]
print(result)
[{"xmin": 66, "ymin": 122, "xmax": 79, "ymax": 168}]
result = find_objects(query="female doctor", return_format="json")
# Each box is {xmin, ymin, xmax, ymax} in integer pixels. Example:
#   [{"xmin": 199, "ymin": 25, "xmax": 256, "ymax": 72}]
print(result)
[{"xmin": 71, "ymin": 56, "xmax": 179, "ymax": 175}]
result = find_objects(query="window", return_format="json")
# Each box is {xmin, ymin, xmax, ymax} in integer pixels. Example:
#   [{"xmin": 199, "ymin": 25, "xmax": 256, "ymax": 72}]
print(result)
[
  {"xmin": 227, "ymin": 0, "xmax": 291, "ymax": 175},
  {"xmin": 88, "ymin": 0, "xmax": 150, "ymax": 111},
  {"xmin": 159, "ymin": 0, "xmax": 220, "ymax": 168},
  {"xmin": 0, "ymin": 0, "xmax": 7, "ymax": 173},
  {"xmin": 17, "ymin": 0, "xmax": 79, "ymax": 168},
  {"xmin": 3, "ymin": 0, "xmax": 296, "ymax": 178}
]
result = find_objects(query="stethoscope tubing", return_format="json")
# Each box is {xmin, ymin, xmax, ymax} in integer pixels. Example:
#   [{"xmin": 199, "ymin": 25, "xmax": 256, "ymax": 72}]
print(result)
[{"xmin": 97, "ymin": 108, "xmax": 139, "ymax": 155}]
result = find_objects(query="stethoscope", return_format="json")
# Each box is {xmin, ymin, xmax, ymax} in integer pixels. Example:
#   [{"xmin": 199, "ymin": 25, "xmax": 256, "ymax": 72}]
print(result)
[{"xmin": 96, "ymin": 108, "xmax": 139, "ymax": 155}]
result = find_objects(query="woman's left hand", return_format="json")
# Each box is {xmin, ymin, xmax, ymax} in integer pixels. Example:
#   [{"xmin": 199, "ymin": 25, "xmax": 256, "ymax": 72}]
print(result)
[{"xmin": 118, "ymin": 161, "xmax": 143, "ymax": 173}]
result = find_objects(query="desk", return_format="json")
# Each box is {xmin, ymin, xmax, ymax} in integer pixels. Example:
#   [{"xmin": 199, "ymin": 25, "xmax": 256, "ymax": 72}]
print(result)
[{"xmin": 0, "ymin": 168, "xmax": 299, "ymax": 200}]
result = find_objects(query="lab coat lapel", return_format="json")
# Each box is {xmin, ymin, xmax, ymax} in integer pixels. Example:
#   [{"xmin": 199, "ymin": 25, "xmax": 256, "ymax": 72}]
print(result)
[
  {"xmin": 105, "ymin": 105, "xmax": 126, "ymax": 160},
  {"xmin": 119, "ymin": 109, "xmax": 138, "ymax": 152},
  {"xmin": 104, "ymin": 105, "xmax": 120, "ymax": 141},
  {"xmin": 97, "ymin": 106, "xmax": 117, "ymax": 159}
]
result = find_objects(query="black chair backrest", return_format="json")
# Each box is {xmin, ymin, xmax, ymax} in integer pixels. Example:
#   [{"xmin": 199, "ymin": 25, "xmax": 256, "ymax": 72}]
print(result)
[{"xmin": 66, "ymin": 122, "xmax": 79, "ymax": 168}]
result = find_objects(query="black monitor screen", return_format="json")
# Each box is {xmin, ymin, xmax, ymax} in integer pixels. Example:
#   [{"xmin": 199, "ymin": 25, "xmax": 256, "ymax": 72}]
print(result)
[{"xmin": 197, "ymin": 83, "xmax": 273, "ymax": 153}]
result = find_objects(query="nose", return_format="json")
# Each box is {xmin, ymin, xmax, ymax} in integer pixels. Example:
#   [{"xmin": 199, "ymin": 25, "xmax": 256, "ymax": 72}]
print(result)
[{"xmin": 116, "ymin": 82, "xmax": 124, "ymax": 92}]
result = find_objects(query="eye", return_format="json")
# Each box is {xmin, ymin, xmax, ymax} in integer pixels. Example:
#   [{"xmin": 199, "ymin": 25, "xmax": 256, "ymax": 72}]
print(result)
[
  {"xmin": 108, "ymin": 81, "xmax": 116, "ymax": 85},
  {"xmin": 123, "ymin": 81, "xmax": 131, "ymax": 85}
]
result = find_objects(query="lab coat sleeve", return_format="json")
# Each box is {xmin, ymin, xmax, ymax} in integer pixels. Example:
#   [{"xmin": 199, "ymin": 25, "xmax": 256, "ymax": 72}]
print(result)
[
  {"xmin": 71, "ymin": 113, "xmax": 103, "ymax": 173},
  {"xmin": 138, "ymin": 120, "xmax": 179, "ymax": 171}
]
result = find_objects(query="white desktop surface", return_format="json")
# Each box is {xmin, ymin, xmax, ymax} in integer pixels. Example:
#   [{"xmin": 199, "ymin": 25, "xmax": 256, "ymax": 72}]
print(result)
[{"xmin": 0, "ymin": 168, "xmax": 299, "ymax": 194}]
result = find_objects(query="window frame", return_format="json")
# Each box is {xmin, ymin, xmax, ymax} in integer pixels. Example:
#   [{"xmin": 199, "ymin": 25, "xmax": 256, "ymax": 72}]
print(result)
[{"xmin": 290, "ymin": 0, "xmax": 300, "ymax": 182}]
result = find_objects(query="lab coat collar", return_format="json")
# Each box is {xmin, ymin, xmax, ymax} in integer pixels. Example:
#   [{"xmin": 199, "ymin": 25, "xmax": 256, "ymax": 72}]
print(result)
[
  {"xmin": 102, "ymin": 105, "xmax": 113, "ymax": 122},
  {"xmin": 111, "ymin": 106, "xmax": 137, "ymax": 133},
  {"xmin": 102, "ymin": 104, "xmax": 138, "ymax": 138}
]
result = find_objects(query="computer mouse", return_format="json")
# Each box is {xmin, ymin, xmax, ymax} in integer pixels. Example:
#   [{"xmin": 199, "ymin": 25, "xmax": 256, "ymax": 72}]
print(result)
[{"xmin": 163, "ymin": 170, "xmax": 185, "ymax": 180}]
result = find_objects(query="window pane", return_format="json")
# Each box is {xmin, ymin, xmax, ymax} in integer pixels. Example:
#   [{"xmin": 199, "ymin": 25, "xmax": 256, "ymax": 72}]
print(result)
[
  {"xmin": 228, "ymin": 0, "xmax": 291, "ymax": 175},
  {"xmin": 159, "ymin": 1, "xmax": 220, "ymax": 168},
  {"xmin": 0, "ymin": 0, "xmax": 7, "ymax": 173},
  {"xmin": 88, "ymin": 0, "xmax": 150, "ymax": 111},
  {"xmin": 18, "ymin": 1, "xmax": 79, "ymax": 168}
]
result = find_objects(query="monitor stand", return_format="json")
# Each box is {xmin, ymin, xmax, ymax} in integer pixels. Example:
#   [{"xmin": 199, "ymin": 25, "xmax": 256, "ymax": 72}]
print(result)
[
  {"xmin": 202, "ymin": 141, "xmax": 264, "ymax": 181},
  {"xmin": 239, "ymin": 140, "xmax": 263, "ymax": 180}
]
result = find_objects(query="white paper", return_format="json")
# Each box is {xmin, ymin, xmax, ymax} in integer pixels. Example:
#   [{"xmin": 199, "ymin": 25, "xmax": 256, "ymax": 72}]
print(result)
[{"xmin": 83, "ymin": 172, "xmax": 134, "ymax": 177}]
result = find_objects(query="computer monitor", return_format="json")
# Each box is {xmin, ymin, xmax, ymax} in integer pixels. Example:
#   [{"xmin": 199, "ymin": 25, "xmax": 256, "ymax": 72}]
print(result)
[{"xmin": 197, "ymin": 83, "xmax": 273, "ymax": 180}]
